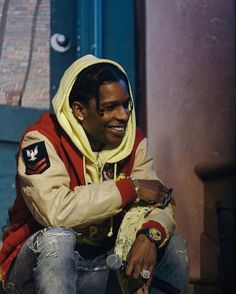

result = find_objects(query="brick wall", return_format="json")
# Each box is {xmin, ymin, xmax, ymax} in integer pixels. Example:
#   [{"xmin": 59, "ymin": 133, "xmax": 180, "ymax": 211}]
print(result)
[{"xmin": 0, "ymin": 0, "xmax": 50, "ymax": 109}]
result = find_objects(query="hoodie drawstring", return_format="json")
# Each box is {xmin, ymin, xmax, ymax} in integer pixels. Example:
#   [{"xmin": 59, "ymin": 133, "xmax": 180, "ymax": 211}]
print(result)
[{"xmin": 107, "ymin": 162, "xmax": 118, "ymax": 238}]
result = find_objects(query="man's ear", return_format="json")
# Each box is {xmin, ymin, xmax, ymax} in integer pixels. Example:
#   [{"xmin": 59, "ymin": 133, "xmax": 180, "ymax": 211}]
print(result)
[{"xmin": 72, "ymin": 101, "xmax": 85, "ymax": 121}]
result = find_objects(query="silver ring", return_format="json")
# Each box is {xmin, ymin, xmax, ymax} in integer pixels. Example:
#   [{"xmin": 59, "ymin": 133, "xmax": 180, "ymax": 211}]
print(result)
[{"xmin": 141, "ymin": 269, "xmax": 151, "ymax": 279}]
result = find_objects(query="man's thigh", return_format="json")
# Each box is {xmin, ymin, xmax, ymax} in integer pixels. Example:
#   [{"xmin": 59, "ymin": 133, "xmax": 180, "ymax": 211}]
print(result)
[
  {"xmin": 5, "ymin": 227, "xmax": 77, "ymax": 294},
  {"xmin": 76, "ymin": 245, "xmax": 122, "ymax": 294},
  {"xmin": 5, "ymin": 236, "xmax": 37, "ymax": 293},
  {"xmin": 4, "ymin": 228, "xmax": 120, "ymax": 294}
]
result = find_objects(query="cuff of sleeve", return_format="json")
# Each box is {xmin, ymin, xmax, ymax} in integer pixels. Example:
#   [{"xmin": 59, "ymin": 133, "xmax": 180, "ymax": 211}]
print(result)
[
  {"xmin": 116, "ymin": 178, "xmax": 137, "ymax": 207},
  {"xmin": 138, "ymin": 220, "xmax": 167, "ymax": 243}
]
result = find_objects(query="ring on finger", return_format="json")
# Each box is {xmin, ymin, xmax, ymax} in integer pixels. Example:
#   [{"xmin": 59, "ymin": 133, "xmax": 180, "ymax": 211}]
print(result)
[{"xmin": 141, "ymin": 269, "xmax": 151, "ymax": 279}]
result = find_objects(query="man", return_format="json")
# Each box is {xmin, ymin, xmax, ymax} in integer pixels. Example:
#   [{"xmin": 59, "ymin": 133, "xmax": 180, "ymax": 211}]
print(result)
[{"xmin": 0, "ymin": 55, "xmax": 188, "ymax": 293}]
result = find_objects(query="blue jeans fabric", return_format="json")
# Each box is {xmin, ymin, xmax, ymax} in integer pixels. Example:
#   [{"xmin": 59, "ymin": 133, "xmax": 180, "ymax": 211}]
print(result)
[
  {"xmin": 150, "ymin": 235, "xmax": 189, "ymax": 294},
  {"xmin": 4, "ymin": 227, "xmax": 188, "ymax": 294}
]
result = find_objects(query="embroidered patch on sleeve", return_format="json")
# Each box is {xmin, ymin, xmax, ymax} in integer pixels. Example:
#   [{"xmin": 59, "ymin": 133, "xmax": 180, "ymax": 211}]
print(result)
[{"xmin": 22, "ymin": 141, "xmax": 50, "ymax": 175}]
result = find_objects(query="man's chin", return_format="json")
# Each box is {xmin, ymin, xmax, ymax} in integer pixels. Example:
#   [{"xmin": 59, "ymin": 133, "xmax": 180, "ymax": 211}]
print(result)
[{"xmin": 105, "ymin": 139, "xmax": 123, "ymax": 150}]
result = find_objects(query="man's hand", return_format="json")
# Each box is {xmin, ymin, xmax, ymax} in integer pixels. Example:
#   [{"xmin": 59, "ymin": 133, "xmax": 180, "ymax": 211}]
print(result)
[
  {"xmin": 137, "ymin": 179, "xmax": 170, "ymax": 204},
  {"xmin": 125, "ymin": 233, "xmax": 157, "ymax": 289}
]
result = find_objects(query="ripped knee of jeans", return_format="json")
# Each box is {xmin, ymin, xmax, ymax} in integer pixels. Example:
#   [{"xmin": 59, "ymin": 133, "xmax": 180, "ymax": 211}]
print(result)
[{"xmin": 27, "ymin": 227, "xmax": 76, "ymax": 255}]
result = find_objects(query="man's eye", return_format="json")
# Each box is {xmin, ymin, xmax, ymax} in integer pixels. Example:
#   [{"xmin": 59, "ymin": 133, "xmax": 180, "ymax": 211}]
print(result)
[
  {"xmin": 103, "ymin": 105, "xmax": 115, "ymax": 111},
  {"xmin": 99, "ymin": 105, "xmax": 115, "ymax": 113},
  {"xmin": 99, "ymin": 100, "xmax": 132, "ymax": 113}
]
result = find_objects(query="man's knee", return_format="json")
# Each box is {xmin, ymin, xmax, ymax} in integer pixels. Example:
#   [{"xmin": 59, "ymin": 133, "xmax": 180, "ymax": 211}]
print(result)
[
  {"xmin": 165, "ymin": 235, "xmax": 189, "ymax": 271},
  {"xmin": 151, "ymin": 235, "xmax": 189, "ymax": 293},
  {"xmin": 27, "ymin": 227, "xmax": 76, "ymax": 254}
]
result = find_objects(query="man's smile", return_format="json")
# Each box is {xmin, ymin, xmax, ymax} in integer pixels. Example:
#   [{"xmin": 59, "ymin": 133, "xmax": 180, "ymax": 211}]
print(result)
[{"xmin": 106, "ymin": 124, "xmax": 126, "ymax": 136}]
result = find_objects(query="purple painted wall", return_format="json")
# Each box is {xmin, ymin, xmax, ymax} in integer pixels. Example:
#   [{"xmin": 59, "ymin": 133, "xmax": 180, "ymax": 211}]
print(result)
[{"xmin": 145, "ymin": 0, "xmax": 236, "ymax": 279}]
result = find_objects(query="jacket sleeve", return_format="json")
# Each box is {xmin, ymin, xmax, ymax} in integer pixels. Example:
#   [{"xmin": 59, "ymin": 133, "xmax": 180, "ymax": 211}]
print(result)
[
  {"xmin": 130, "ymin": 138, "xmax": 176, "ymax": 247},
  {"xmin": 18, "ymin": 131, "xmax": 137, "ymax": 228}
]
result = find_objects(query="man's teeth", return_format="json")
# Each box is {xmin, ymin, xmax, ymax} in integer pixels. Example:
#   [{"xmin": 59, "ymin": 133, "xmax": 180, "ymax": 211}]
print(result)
[{"xmin": 110, "ymin": 126, "xmax": 125, "ymax": 131}]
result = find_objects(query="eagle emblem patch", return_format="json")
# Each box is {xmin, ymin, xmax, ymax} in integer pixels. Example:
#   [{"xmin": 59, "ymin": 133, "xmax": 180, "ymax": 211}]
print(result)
[{"xmin": 22, "ymin": 141, "xmax": 50, "ymax": 175}]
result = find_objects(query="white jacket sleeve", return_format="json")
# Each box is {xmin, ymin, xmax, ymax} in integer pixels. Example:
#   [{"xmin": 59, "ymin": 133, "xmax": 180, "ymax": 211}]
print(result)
[{"xmin": 19, "ymin": 131, "xmax": 124, "ymax": 228}]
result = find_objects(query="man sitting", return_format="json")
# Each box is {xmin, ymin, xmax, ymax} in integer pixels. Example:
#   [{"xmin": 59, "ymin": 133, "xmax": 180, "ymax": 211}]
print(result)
[{"xmin": 0, "ymin": 55, "xmax": 188, "ymax": 293}]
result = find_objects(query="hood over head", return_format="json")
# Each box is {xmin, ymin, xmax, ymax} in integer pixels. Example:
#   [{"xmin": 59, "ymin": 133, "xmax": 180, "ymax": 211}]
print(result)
[{"xmin": 52, "ymin": 54, "xmax": 136, "ymax": 165}]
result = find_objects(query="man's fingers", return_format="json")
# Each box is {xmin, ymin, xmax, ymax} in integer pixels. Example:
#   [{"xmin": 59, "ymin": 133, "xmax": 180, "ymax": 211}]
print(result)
[
  {"xmin": 125, "ymin": 259, "xmax": 134, "ymax": 277},
  {"xmin": 126, "ymin": 260, "xmax": 142, "ymax": 280},
  {"xmin": 142, "ymin": 265, "xmax": 154, "ymax": 289},
  {"xmin": 145, "ymin": 275, "xmax": 153, "ymax": 289}
]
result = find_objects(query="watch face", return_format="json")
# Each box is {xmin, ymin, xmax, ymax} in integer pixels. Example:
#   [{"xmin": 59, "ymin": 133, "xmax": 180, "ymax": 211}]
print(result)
[{"xmin": 149, "ymin": 228, "xmax": 162, "ymax": 242}]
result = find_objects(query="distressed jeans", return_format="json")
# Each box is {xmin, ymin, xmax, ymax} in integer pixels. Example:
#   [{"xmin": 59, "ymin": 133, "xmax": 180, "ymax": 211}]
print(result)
[{"xmin": 5, "ymin": 227, "xmax": 188, "ymax": 294}]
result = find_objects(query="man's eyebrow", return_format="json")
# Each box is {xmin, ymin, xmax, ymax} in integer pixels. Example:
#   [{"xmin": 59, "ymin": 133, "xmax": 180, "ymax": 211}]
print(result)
[
  {"xmin": 100, "ymin": 101, "xmax": 119, "ymax": 106},
  {"xmin": 100, "ymin": 97, "xmax": 131, "ymax": 107}
]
